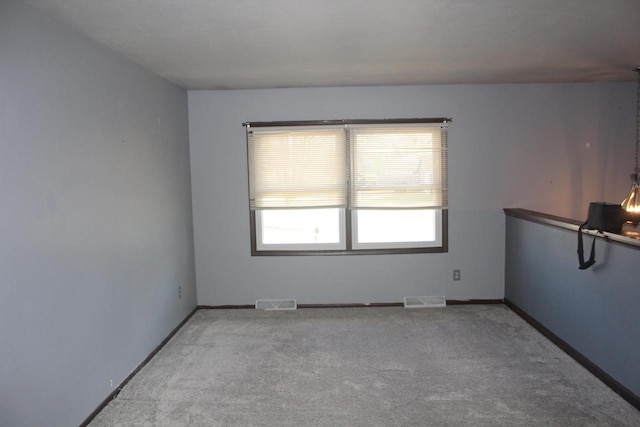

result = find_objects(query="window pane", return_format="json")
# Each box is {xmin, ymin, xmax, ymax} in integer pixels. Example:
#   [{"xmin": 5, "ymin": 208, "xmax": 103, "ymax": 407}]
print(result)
[
  {"xmin": 349, "ymin": 126, "xmax": 447, "ymax": 209},
  {"xmin": 261, "ymin": 208, "xmax": 341, "ymax": 244},
  {"xmin": 356, "ymin": 209, "xmax": 436, "ymax": 243},
  {"xmin": 248, "ymin": 127, "xmax": 347, "ymax": 209}
]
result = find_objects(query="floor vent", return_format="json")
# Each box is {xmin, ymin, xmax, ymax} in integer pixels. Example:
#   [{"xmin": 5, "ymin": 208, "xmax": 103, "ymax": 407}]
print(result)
[
  {"xmin": 255, "ymin": 299, "xmax": 297, "ymax": 310},
  {"xmin": 404, "ymin": 296, "xmax": 446, "ymax": 308}
]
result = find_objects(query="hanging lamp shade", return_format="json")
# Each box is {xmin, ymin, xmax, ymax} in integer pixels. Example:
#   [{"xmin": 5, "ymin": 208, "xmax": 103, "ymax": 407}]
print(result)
[
  {"xmin": 622, "ymin": 67, "xmax": 640, "ymax": 221},
  {"xmin": 621, "ymin": 173, "xmax": 640, "ymax": 213}
]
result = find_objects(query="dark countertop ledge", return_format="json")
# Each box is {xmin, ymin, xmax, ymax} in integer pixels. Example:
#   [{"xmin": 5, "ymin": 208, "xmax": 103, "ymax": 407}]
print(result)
[{"xmin": 504, "ymin": 208, "xmax": 640, "ymax": 250}]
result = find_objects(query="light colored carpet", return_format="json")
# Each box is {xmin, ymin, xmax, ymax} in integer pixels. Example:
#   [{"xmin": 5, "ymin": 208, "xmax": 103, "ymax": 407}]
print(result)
[{"xmin": 89, "ymin": 305, "xmax": 640, "ymax": 426}]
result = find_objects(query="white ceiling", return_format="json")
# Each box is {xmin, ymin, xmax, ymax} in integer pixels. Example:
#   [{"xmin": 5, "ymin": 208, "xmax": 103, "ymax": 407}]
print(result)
[{"xmin": 24, "ymin": 0, "xmax": 640, "ymax": 90}]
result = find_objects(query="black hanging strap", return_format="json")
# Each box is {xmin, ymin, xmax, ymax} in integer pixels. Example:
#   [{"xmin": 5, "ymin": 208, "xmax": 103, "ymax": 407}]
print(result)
[{"xmin": 577, "ymin": 221, "xmax": 597, "ymax": 270}]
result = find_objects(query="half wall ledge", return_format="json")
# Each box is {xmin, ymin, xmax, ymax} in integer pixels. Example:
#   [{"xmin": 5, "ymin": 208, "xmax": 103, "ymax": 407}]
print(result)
[{"xmin": 503, "ymin": 208, "xmax": 640, "ymax": 250}]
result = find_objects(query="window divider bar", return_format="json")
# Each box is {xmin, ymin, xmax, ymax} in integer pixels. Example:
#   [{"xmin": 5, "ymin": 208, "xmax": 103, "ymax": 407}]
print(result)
[{"xmin": 345, "ymin": 127, "xmax": 353, "ymax": 251}]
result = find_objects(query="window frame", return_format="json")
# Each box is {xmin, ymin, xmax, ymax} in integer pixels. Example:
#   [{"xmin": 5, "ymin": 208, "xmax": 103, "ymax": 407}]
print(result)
[
  {"xmin": 246, "ymin": 118, "xmax": 450, "ymax": 256},
  {"xmin": 249, "ymin": 209, "xmax": 448, "ymax": 256}
]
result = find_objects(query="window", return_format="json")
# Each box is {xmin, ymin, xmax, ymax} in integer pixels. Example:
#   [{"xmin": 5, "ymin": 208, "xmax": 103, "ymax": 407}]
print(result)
[{"xmin": 246, "ymin": 119, "xmax": 449, "ymax": 255}]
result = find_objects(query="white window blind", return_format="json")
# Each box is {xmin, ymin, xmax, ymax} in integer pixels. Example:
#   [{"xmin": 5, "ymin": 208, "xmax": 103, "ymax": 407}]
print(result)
[
  {"xmin": 349, "ymin": 124, "xmax": 448, "ymax": 209},
  {"xmin": 247, "ymin": 121, "xmax": 448, "ymax": 211},
  {"xmin": 247, "ymin": 127, "xmax": 347, "ymax": 209}
]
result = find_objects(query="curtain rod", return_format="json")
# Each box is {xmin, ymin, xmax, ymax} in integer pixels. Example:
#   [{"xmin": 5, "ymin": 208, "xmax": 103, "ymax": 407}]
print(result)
[{"xmin": 243, "ymin": 118, "xmax": 452, "ymax": 128}]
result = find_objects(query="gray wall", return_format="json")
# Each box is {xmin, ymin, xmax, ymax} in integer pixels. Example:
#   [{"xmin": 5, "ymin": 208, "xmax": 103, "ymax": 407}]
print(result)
[
  {"xmin": 188, "ymin": 83, "xmax": 635, "ymax": 305},
  {"xmin": 505, "ymin": 215, "xmax": 640, "ymax": 397},
  {"xmin": 0, "ymin": 1, "xmax": 196, "ymax": 426}
]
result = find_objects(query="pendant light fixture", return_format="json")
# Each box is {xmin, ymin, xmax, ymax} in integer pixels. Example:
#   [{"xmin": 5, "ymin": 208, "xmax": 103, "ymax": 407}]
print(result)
[{"xmin": 621, "ymin": 67, "xmax": 640, "ymax": 221}]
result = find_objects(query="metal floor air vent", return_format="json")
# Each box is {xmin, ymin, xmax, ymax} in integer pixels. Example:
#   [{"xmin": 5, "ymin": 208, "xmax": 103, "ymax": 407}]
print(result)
[
  {"xmin": 255, "ymin": 299, "xmax": 297, "ymax": 310},
  {"xmin": 404, "ymin": 296, "xmax": 446, "ymax": 308}
]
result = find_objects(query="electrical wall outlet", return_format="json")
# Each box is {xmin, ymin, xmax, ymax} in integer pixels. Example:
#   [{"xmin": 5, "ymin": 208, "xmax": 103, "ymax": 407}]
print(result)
[
  {"xmin": 178, "ymin": 286, "xmax": 182, "ymax": 299},
  {"xmin": 453, "ymin": 269, "xmax": 461, "ymax": 281}
]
